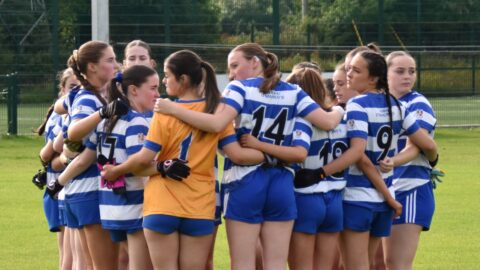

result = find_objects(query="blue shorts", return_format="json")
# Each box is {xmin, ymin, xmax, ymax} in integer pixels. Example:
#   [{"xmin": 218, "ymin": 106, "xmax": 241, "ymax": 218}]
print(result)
[
  {"xmin": 343, "ymin": 203, "xmax": 394, "ymax": 237},
  {"xmin": 393, "ymin": 182, "xmax": 435, "ymax": 231},
  {"xmin": 214, "ymin": 180, "xmax": 222, "ymax": 226},
  {"xmin": 293, "ymin": 190, "xmax": 343, "ymax": 234},
  {"xmin": 43, "ymin": 192, "xmax": 61, "ymax": 232},
  {"xmin": 223, "ymin": 167, "xmax": 297, "ymax": 223},
  {"xmin": 109, "ymin": 228, "xmax": 142, "ymax": 242},
  {"xmin": 143, "ymin": 214, "xmax": 215, "ymax": 236},
  {"xmin": 58, "ymin": 199, "xmax": 67, "ymax": 227},
  {"xmin": 64, "ymin": 199, "xmax": 101, "ymax": 229}
]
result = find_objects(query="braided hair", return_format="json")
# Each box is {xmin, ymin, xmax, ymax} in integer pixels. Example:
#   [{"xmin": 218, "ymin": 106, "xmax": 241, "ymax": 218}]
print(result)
[{"xmin": 67, "ymin": 41, "xmax": 110, "ymax": 105}]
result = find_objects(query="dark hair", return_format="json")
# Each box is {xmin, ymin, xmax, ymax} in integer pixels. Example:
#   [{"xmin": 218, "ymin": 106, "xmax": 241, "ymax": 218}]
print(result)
[
  {"xmin": 346, "ymin": 42, "xmax": 382, "ymax": 62},
  {"xmin": 231, "ymin": 43, "xmax": 280, "ymax": 94},
  {"xmin": 165, "ymin": 50, "xmax": 220, "ymax": 115},
  {"xmin": 124, "ymin": 40, "xmax": 153, "ymax": 59},
  {"xmin": 359, "ymin": 51, "xmax": 401, "ymax": 129},
  {"xmin": 286, "ymin": 67, "xmax": 330, "ymax": 110},
  {"xmin": 36, "ymin": 68, "xmax": 77, "ymax": 135},
  {"xmin": 67, "ymin": 40, "xmax": 110, "ymax": 105},
  {"xmin": 104, "ymin": 65, "xmax": 157, "ymax": 134},
  {"xmin": 323, "ymin": 78, "xmax": 336, "ymax": 103}
]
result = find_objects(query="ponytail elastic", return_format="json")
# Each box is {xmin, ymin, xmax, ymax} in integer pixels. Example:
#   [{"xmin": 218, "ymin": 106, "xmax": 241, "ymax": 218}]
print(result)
[{"xmin": 115, "ymin": 72, "xmax": 123, "ymax": 83}]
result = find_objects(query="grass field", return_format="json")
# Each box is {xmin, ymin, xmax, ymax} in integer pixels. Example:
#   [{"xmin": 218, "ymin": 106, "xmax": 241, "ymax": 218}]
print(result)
[
  {"xmin": 0, "ymin": 128, "xmax": 479, "ymax": 269},
  {"xmin": 1, "ymin": 96, "xmax": 480, "ymax": 136}
]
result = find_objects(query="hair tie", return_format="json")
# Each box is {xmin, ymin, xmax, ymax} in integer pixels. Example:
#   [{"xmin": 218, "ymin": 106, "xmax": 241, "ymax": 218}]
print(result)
[{"xmin": 115, "ymin": 72, "xmax": 123, "ymax": 83}]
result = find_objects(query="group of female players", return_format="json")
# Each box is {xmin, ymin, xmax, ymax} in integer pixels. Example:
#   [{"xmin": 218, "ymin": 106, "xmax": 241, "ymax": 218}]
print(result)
[{"xmin": 36, "ymin": 39, "xmax": 439, "ymax": 270}]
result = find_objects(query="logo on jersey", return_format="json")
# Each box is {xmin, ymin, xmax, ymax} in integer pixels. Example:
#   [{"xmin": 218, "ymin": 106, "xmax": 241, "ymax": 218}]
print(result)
[
  {"xmin": 347, "ymin": 119, "xmax": 355, "ymax": 128},
  {"xmin": 295, "ymin": 130, "xmax": 302, "ymax": 138},
  {"xmin": 416, "ymin": 109, "xmax": 424, "ymax": 118},
  {"xmin": 72, "ymin": 106, "xmax": 84, "ymax": 115},
  {"xmin": 137, "ymin": 133, "xmax": 145, "ymax": 142}
]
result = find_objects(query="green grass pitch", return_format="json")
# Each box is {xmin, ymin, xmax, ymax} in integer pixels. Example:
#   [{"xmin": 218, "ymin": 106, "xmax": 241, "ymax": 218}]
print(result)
[{"xmin": 0, "ymin": 128, "xmax": 478, "ymax": 269}]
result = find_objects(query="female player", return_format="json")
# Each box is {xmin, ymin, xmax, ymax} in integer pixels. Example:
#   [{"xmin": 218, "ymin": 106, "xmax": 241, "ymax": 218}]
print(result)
[
  {"xmin": 37, "ymin": 68, "xmax": 79, "ymax": 269},
  {"xmin": 153, "ymin": 43, "xmax": 344, "ymax": 269},
  {"xmin": 380, "ymin": 51, "xmax": 438, "ymax": 270},
  {"xmin": 101, "ymin": 50, "xmax": 265, "ymax": 269},
  {"xmin": 57, "ymin": 40, "xmax": 126, "ymax": 270},
  {"xmin": 55, "ymin": 65, "xmax": 161, "ymax": 270},
  {"xmin": 339, "ymin": 51, "xmax": 438, "ymax": 270},
  {"xmin": 123, "ymin": 39, "xmax": 156, "ymax": 69}
]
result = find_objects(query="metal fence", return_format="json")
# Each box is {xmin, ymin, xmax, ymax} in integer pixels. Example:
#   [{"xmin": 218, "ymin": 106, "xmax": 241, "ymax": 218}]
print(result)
[{"xmin": 1, "ymin": 0, "xmax": 479, "ymax": 135}]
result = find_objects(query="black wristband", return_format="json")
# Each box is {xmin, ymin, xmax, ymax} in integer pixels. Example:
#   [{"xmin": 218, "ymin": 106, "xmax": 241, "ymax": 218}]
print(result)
[{"xmin": 429, "ymin": 154, "xmax": 439, "ymax": 168}]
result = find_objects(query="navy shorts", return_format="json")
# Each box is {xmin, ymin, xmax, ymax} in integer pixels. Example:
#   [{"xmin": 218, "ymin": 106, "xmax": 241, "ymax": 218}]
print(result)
[
  {"xmin": 293, "ymin": 190, "xmax": 343, "ymax": 234},
  {"xmin": 214, "ymin": 180, "xmax": 222, "ymax": 226},
  {"xmin": 343, "ymin": 203, "xmax": 394, "ymax": 237},
  {"xmin": 143, "ymin": 214, "xmax": 215, "ymax": 236},
  {"xmin": 109, "ymin": 228, "xmax": 142, "ymax": 242},
  {"xmin": 43, "ymin": 192, "xmax": 61, "ymax": 232},
  {"xmin": 223, "ymin": 167, "xmax": 297, "ymax": 223},
  {"xmin": 393, "ymin": 182, "xmax": 435, "ymax": 231},
  {"xmin": 64, "ymin": 199, "xmax": 101, "ymax": 229}
]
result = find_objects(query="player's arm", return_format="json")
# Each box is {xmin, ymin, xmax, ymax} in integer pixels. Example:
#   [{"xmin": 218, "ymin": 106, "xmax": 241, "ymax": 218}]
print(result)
[
  {"xmin": 222, "ymin": 140, "xmax": 265, "ymax": 165},
  {"xmin": 57, "ymin": 148, "xmax": 97, "ymax": 185},
  {"xmin": 379, "ymin": 139, "xmax": 421, "ymax": 172},
  {"xmin": 356, "ymin": 155, "xmax": 402, "ymax": 217},
  {"xmin": 101, "ymin": 147, "xmax": 157, "ymax": 181},
  {"xmin": 39, "ymin": 140, "xmax": 56, "ymax": 164},
  {"xmin": 154, "ymin": 99, "xmax": 238, "ymax": 133},
  {"xmin": 67, "ymin": 114, "xmax": 103, "ymax": 141},
  {"xmin": 407, "ymin": 128, "xmax": 437, "ymax": 162},
  {"xmin": 304, "ymin": 106, "xmax": 343, "ymax": 131},
  {"xmin": 54, "ymin": 96, "xmax": 67, "ymax": 114},
  {"xmin": 239, "ymin": 134, "xmax": 307, "ymax": 163},
  {"xmin": 322, "ymin": 137, "xmax": 366, "ymax": 176}
]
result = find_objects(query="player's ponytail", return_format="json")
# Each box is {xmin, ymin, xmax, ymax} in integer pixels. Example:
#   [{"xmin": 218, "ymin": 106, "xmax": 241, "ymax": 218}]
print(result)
[
  {"xmin": 200, "ymin": 61, "xmax": 221, "ymax": 115},
  {"xmin": 286, "ymin": 67, "xmax": 330, "ymax": 110},
  {"xmin": 260, "ymin": 52, "xmax": 281, "ymax": 93},
  {"xmin": 104, "ymin": 65, "xmax": 157, "ymax": 135},
  {"xmin": 231, "ymin": 43, "xmax": 281, "ymax": 94}
]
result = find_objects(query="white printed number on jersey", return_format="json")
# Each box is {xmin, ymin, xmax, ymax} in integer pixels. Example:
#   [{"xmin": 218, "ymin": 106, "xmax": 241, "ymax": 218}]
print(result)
[{"xmin": 251, "ymin": 106, "xmax": 288, "ymax": 145}]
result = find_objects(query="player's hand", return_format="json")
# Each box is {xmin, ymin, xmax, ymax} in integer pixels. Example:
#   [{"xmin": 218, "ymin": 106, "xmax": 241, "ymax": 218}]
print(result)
[
  {"xmin": 100, "ymin": 164, "xmax": 121, "ymax": 182},
  {"xmin": 46, "ymin": 179, "xmax": 64, "ymax": 199},
  {"xmin": 379, "ymin": 157, "xmax": 394, "ymax": 173},
  {"xmin": 387, "ymin": 198, "xmax": 403, "ymax": 218},
  {"xmin": 157, "ymin": 159, "xmax": 190, "ymax": 181},
  {"xmin": 99, "ymin": 98, "xmax": 129, "ymax": 119},
  {"xmin": 154, "ymin": 98, "xmax": 177, "ymax": 115},
  {"xmin": 240, "ymin": 134, "xmax": 261, "ymax": 149},
  {"xmin": 64, "ymin": 138, "xmax": 85, "ymax": 153},
  {"xmin": 430, "ymin": 168, "xmax": 445, "ymax": 189}
]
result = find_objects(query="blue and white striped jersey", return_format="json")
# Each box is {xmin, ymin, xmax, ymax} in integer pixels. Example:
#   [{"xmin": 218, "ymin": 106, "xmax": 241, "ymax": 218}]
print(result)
[
  {"xmin": 294, "ymin": 108, "xmax": 349, "ymax": 194},
  {"xmin": 394, "ymin": 91, "xmax": 436, "ymax": 192},
  {"xmin": 45, "ymin": 112, "xmax": 67, "ymax": 200},
  {"xmin": 344, "ymin": 92, "xmax": 420, "ymax": 210},
  {"xmin": 222, "ymin": 78, "xmax": 319, "ymax": 184},
  {"xmin": 64, "ymin": 89, "xmax": 103, "ymax": 202},
  {"xmin": 85, "ymin": 109, "xmax": 149, "ymax": 231}
]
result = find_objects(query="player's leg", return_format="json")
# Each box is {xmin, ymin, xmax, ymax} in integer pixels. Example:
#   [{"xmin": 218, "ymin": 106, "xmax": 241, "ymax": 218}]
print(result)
[
  {"xmin": 83, "ymin": 224, "xmax": 119, "ymax": 270},
  {"xmin": 340, "ymin": 229, "xmax": 370, "ymax": 270},
  {"xmin": 144, "ymin": 228, "xmax": 179, "ymax": 269},
  {"xmin": 60, "ymin": 227, "xmax": 73, "ymax": 270},
  {"xmin": 178, "ymin": 218, "xmax": 215, "ymax": 270},
  {"xmin": 384, "ymin": 224, "xmax": 422, "ymax": 270},
  {"xmin": 205, "ymin": 225, "xmax": 219, "ymax": 270},
  {"xmin": 117, "ymin": 241, "xmax": 129, "ymax": 270},
  {"xmin": 127, "ymin": 230, "xmax": 153, "ymax": 270},
  {"xmin": 226, "ymin": 219, "xmax": 262, "ymax": 270},
  {"xmin": 314, "ymin": 232, "xmax": 340, "ymax": 270},
  {"xmin": 288, "ymin": 232, "xmax": 315, "ymax": 270}
]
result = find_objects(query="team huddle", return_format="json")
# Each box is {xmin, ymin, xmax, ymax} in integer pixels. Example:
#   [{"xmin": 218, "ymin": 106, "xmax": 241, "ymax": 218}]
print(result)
[{"xmin": 34, "ymin": 40, "xmax": 439, "ymax": 270}]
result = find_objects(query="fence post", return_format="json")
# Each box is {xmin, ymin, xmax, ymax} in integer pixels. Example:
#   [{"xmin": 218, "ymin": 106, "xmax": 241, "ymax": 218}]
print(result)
[
  {"xmin": 7, "ymin": 73, "xmax": 18, "ymax": 135},
  {"xmin": 250, "ymin": 22, "xmax": 255, "ymax": 43},
  {"xmin": 417, "ymin": 53, "xmax": 422, "ymax": 91},
  {"xmin": 50, "ymin": 0, "xmax": 60, "ymax": 99},
  {"xmin": 272, "ymin": 0, "xmax": 280, "ymax": 45},
  {"xmin": 472, "ymin": 55, "xmax": 476, "ymax": 95}
]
